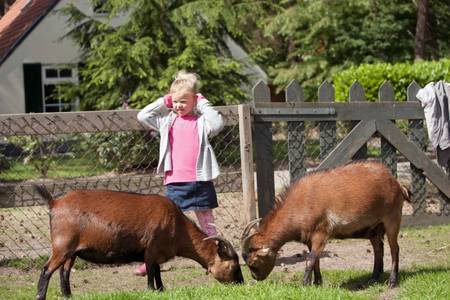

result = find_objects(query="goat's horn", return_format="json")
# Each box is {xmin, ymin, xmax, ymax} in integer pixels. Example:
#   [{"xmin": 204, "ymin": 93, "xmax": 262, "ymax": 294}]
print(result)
[
  {"xmin": 240, "ymin": 218, "xmax": 261, "ymax": 241},
  {"xmin": 203, "ymin": 235, "xmax": 234, "ymax": 250},
  {"xmin": 240, "ymin": 218, "xmax": 261, "ymax": 257},
  {"xmin": 241, "ymin": 232, "xmax": 257, "ymax": 256},
  {"xmin": 204, "ymin": 235, "xmax": 236, "ymax": 258}
]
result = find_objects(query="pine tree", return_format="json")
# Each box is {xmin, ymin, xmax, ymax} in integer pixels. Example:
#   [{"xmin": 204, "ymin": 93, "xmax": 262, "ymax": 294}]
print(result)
[
  {"xmin": 59, "ymin": 0, "xmax": 256, "ymax": 109},
  {"xmin": 250, "ymin": 0, "xmax": 450, "ymax": 99}
]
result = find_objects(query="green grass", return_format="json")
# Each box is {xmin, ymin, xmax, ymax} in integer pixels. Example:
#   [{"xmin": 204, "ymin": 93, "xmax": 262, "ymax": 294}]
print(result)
[
  {"xmin": 10, "ymin": 266, "xmax": 447, "ymax": 300},
  {"xmin": 1, "ymin": 225, "xmax": 449, "ymax": 299},
  {"xmin": 0, "ymin": 157, "xmax": 110, "ymax": 181},
  {"xmin": 0, "ymin": 255, "xmax": 49, "ymax": 270},
  {"xmin": 398, "ymin": 267, "xmax": 450, "ymax": 300},
  {"xmin": 2, "ymin": 264, "xmax": 449, "ymax": 300},
  {"xmin": 76, "ymin": 282, "xmax": 368, "ymax": 300}
]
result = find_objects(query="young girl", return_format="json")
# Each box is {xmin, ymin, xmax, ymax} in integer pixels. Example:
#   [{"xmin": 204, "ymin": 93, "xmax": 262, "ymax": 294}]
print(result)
[{"xmin": 134, "ymin": 71, "xmax": 224, "ymax": 276}]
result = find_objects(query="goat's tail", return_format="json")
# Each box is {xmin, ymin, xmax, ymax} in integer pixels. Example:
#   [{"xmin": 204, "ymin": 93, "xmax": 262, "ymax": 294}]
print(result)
[
  {"xmin": 34, "ymin": 184, "xmax": 54, "ymax": 208},
  {"xmin": 400, "ymin": 185, "xmax": 412, "ymax": 203}
]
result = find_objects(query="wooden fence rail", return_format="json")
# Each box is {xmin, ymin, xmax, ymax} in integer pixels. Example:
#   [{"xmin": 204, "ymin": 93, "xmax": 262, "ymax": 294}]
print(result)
[{"xmin": 251, "ymin": 80, "xmax": 450, "ymax": 223}]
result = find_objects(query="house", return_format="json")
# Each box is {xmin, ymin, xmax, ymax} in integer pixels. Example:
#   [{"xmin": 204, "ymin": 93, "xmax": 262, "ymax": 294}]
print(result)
[
  {"xmin": 0, "ymin": 0, "xmax": 267, "ymax": 114},
  {"xmin": 0, "ymin": 0, "xmax": 118, "ymax": 114}
]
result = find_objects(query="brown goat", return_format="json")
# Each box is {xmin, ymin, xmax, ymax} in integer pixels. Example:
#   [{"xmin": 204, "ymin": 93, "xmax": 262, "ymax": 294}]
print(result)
[
  {"xmin": 241, "ymin": 161, "xmax": 410, "ymax": 288},
  {"xmin": 34, "ymin": 185, "xmax": 243, "ymax": 300}
]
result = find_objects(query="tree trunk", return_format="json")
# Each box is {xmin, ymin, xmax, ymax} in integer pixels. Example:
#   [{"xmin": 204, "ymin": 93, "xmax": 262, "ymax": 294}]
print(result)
[{"xmin": 414, "ymin": 0, "xmax": 429, "ymax": 61}]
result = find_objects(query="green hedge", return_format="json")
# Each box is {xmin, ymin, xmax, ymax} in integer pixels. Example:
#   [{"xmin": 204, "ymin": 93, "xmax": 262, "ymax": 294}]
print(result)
[{"xmin": 332, "ymin": 59, "xmax": 450, "ymax": 102}]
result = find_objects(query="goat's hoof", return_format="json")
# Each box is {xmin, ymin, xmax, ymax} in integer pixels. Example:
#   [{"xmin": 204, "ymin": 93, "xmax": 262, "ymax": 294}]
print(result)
[
  {"xmin": 388, "ymin": 281, "xmax": 398, "ymax": 289},
  {"xmin": 388, "ymin": 277, "xmax": 398, "ymax": 288},
  {"xmin": 156, "ymin": 285, "xmax": 164, "ymax": 292},
  {"xmin": 313, "ymin": 279, "xmax": 322, "ymax": 286},
  {"xmin": 388, "ymin": 273, "xmax": 398, "ymax": 288}
]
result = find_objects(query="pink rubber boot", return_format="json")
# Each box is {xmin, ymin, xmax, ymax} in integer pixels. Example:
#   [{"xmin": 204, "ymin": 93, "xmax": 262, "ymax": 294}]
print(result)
[
  {"xmin": 134, "ymin": 263, "xmax": 146, "ymax": 276},
  {"xmin": 195, "ymin": 210, "xmax": 217, "ymax": 236}
]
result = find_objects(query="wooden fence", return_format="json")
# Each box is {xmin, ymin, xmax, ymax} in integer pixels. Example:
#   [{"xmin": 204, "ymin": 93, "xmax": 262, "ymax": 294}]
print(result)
[
  {"xmin": 249, "ymin": 80, "xmax": 450, "ymax": 226},
  {"xmin": 1, "ymin": 81, "xmax": 449, "ymax": 224}
]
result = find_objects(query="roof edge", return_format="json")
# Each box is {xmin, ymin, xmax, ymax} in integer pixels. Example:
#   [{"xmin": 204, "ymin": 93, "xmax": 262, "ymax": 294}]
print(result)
[{"xmin": 0, "ymin": 0, "xmax": 61, "ymax": 67}]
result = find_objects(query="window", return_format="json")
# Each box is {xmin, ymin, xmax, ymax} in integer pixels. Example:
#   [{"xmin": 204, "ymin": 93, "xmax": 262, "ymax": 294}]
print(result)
[{"xmin": 42, "ymin": 65, "xmax": 79, "ymax": 112}]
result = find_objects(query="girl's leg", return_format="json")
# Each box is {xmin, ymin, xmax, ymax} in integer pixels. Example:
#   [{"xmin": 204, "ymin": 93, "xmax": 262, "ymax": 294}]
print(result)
[{"xmin": 195, "ymin": 209, "xmax": 217, "ymax": 236}]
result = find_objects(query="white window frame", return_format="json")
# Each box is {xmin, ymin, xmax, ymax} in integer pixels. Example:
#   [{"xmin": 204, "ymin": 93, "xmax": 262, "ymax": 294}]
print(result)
[{"xmin": 41, "ymin": 65, "xmax": 79, "ymax": 112}]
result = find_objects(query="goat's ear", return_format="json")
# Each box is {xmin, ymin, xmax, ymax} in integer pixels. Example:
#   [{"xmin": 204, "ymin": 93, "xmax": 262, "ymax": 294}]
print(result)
[{"xmin": 217, "ymin": 240, "xmax": 236, "ymax": 259}]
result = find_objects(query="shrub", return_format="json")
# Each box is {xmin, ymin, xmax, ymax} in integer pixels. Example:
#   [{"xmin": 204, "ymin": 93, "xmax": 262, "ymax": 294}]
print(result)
[{"xmin": 332, "ymin": 58, "xmax": 450, "ymax": 102}]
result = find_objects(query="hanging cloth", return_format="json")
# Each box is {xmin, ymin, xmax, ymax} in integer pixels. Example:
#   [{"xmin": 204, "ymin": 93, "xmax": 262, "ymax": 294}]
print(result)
[{"xmin": 416, "ymin": 81, "xmax": 450, "ymax": 167}]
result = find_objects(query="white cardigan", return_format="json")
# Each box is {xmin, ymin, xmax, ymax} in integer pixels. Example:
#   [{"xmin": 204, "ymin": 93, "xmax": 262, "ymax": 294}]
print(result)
[{"xmin": 137, "ymin": 96, "xmax": 224, "ymax": 181}]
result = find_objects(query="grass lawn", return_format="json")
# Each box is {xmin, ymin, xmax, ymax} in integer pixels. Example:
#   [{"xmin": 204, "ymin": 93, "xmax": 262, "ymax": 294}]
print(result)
[
  {"xmin": 77, "ymin": 281, "xmax": 371, "ymax": 300},
  {"xmin": 2, "ymin": 266, "xmax": 447, "ymax": 300},
  {"xmin": 1, "ymin": 224, "xmax": 449, "ymax": 300},
  {"xmin": 0, "ymin": 157, "xmax": 110, "ymax": 181}
]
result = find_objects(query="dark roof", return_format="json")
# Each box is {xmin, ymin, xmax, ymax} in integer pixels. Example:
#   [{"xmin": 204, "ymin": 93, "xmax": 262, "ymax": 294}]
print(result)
[{"xmin": 0, "ymin": 0, "xmax": 60, "ymax": 65}]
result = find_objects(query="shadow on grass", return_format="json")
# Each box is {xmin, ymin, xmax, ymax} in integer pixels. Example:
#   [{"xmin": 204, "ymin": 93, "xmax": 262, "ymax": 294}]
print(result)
[
  {"xmin": 275, "ymin": 250, "xmax": 332, "ymax": 266},
  {"xmin": 340, "ymin": 266, "xmax": 450, "ymax": 291}
]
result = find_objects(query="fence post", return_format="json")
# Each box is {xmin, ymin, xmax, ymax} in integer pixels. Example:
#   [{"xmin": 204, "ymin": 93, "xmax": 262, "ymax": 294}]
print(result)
[
  {"xmin": 319, "ymin": 81, "xmax": 337, "ymax": 160},
  {"xmin": 238, "ymin": 104, "xmax": 256, "ymax": 223},
  {"xmin": 379, "ymin": 81, "xmax": 397, "ymax": 176},
  {"xmin": 441, "ymin": 164, "xmax": 450, "ymax": 216},
  {"xmin": 349, "ymin": 81, "xmax": 368, "ymax": 160},
  {"xmin": 407, "ymin": 81, "xmax": 427, "ymax": 215},
  {"xmin": 252, "ymin": 81, "xmax": 275, "ymax": 217},
  {"xmin": 286, "ymin": 80, "xmax": 306, "ymax": 183}
]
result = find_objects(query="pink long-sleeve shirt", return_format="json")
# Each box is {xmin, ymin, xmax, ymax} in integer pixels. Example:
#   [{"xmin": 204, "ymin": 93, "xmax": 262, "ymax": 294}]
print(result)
[{"xmin": 164, "ymin": 115, "xmax": 200, "ymax": 184}]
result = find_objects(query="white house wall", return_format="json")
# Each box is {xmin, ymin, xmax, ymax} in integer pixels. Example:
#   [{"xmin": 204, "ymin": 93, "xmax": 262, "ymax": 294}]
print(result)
[{"xmin": 0, "ymin": 0, "xmax": 125, "ymax": 114}]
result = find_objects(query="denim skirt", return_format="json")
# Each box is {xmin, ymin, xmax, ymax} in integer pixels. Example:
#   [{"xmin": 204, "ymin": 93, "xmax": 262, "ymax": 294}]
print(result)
[{"xmin": 165, "ymin": 181, "xmax": 218, "ymax": 212}]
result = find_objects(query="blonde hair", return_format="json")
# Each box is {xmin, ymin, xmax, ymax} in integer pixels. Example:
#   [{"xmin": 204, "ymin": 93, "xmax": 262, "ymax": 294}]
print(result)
[{"xmin": 169, "ymin": 71, "xmax": 199, "ymax": 98}]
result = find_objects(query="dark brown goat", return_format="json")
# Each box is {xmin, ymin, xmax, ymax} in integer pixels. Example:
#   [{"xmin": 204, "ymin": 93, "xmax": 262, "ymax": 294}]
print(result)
[
  {"xmin": 241, "ymin": 161, "xmax": 410, "ymax": 288},
  {"xmin": 34, "ymin": 185, "xmax": 243, "ymax": 300}
]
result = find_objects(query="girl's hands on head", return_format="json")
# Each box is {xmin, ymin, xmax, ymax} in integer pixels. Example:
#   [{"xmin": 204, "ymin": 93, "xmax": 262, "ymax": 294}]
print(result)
[{"xmin": 164, "ymin": 94, "xmax": 173, "ymax": 108}]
